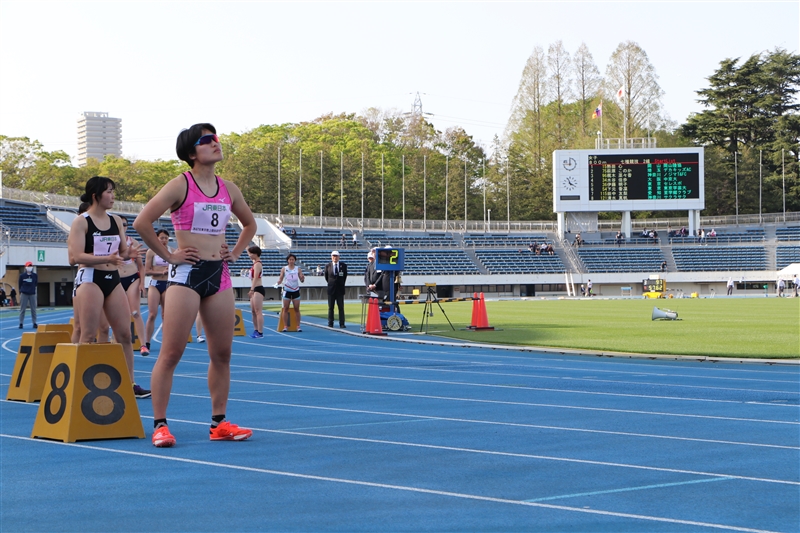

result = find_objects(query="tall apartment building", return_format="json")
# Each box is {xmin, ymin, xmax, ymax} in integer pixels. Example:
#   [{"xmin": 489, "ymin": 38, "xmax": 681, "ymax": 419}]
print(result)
[{"xmin": 77, "ymin": 111, "xmax": 122, "ymax": 166}]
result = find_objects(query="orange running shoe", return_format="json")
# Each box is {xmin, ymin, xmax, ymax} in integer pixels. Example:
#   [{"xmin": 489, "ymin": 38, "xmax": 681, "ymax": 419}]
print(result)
[
  {"xmin": 152, "ymin": 426, "xmax": 175, "ymax": 448},
  {"xmin": 209, "ymin": 421, "xmax": 253, "ymax": 441}
]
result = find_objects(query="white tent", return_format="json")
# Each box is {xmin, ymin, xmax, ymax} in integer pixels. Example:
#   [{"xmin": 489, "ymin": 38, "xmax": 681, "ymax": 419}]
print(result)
[
  {"xmin": 777, "ymin": 263, "xmax": 800, "ymax": 278},
  {"xmin": 254, "ymin": 218, "xmax": 292, "ymax": 251}
]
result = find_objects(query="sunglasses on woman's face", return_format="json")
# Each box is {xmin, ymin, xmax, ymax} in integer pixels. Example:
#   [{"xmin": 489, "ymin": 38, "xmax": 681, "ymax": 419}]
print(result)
[{"xmin": 194, "ymin": 134, "xmax": 219, "ymax": 146}]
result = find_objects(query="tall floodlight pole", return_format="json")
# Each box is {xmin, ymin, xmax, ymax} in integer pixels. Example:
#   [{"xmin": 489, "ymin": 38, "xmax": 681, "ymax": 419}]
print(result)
[
  {"xmin": 319, "ymin": 151, "xmax": 323, "ymax": 228},
  {"xmin": 482, "ymin": 159, "xmax": 486, "ymax": 233},
  {"xmin": 402, "ymin": 155, "xmax": 406, "ymax": 231},
  {"xmin": 340, "ymin": 151, "xmax": 344, "ymax": 229},
  {"xmin": 506, "ymin": 159, "xmax": 510, "ymax": 232},
  {"xmin": 782, "ymin": 148, "xmax": 786, "ymax": 222},
  {"xmin": 277, "ymin": 146, "xmax": 281, "ymax": 219},
  {"xmin": 423, "ymin": 155, "xmax": 427, "ymax": 230},
  {"xmin": 464, "ymin": 158, "xmax": 467, "ymax": 227},
  {"xmin": 381, "ymin": 154, "xmax": 385, "ymax": 230},
  {"xmin": 759, "ymin": 149, "xmax": 763, "ymax": 224},
  {"xmin": 361, "ymin": 152, "xmax": 364, "ymax": 228},
  {"xmin": 298, "ymin": 149, "xmax": 302, "ymax": 222},
  {"xmin": 734, "ymin": 151, "xmax": 739, "ymax": 224},
  {"xmin": 445, "ymin": 156, "xmax": 449, "ymax": 230}
]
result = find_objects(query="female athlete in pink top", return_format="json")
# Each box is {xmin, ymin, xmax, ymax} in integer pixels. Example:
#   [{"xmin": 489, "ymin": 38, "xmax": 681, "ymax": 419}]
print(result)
[{"xmin": 134, "ymin": 123, "xmax": 257, "ymax": 448}]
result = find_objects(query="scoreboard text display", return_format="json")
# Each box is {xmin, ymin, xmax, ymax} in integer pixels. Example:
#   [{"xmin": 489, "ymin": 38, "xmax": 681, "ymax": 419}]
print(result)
[{"xmin": 553, "ymin": 148, "xmax": 704, "ymax": 212}]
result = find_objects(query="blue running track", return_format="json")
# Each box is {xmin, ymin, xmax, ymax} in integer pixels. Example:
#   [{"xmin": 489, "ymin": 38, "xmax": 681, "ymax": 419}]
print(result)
[{"xmin": 1, "ymin": 306, "xmax": 798, "ymax": 532}]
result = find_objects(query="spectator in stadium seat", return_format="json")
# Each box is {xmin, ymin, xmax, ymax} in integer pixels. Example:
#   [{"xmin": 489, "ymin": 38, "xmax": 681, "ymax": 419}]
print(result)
[{"xmin": 660, "ymin": 261, "xmax": 667, "ymax": 272}]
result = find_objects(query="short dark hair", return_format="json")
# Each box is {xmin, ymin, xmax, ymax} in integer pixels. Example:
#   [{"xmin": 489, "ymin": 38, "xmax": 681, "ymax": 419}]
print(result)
[
  {"xmin": 156, "ymin": 229, "xmax": 170, "ymax": 237},
  {"xmin": 286, "ymin": 253, "xmax": 297, "ymax": 262},
  {"xmin": 80, "ymin": 176, "xmax": 115, "ymax": 205},
  {"xmin": 176, "ymin": 123, "xmax": 216, "ymax": 168},
  {"xmin": 248, "ymin": 245, "xmax": 262, "ymax": 257}
]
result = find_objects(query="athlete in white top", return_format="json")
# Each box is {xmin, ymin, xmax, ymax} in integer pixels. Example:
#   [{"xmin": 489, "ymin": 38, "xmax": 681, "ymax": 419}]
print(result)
[{"xmin": 277, "ymin": 253, "xmax": 305, "ymax": 332}]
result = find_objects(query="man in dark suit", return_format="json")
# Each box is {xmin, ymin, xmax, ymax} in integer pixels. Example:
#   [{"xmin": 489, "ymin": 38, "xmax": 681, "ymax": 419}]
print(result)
[
  {"xmin": 363, "ymin": 249, "xmax": 383, "ymax": 299},
  {"xmin": 324, "ymin": 250, "xmax": 348, "ymax": 327}
]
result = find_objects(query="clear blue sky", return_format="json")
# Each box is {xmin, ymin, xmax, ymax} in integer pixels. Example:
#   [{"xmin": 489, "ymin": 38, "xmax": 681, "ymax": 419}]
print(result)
[{"xmin": 1, "ymin": 1, "xmax": 797, "ymax": 164}]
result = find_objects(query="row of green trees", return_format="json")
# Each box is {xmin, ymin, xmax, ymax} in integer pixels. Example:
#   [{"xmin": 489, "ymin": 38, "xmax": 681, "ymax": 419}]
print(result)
[{"xmin": 1, "ymin": 44, "xmax": 797, "ymax": 221}]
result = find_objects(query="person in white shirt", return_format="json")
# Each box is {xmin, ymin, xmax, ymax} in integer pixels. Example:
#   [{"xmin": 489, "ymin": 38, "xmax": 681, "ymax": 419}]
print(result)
[{"xmin": 277, "ymin": 253, "xmax": 305, "ymax": 332}]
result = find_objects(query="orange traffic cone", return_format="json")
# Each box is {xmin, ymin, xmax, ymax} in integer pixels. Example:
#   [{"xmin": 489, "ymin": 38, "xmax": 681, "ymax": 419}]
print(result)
[
  {"xmin": 366, "ymin": 298, "xmax": 386, "ymax": 336},
  {"xmin": 468, "ymin": 293, "xmax": 480, "ymax": 329},
  {"xmin": 365, "ymin": 298, "xmax": 375, "ymax": 333},
  {"xmin": 468, "ymin": 292, "xmax": 494, "ymax": 331}
]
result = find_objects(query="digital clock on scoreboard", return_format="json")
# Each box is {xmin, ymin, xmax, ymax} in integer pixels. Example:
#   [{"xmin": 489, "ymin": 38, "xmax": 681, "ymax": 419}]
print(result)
[{"xmin": 376, "ymin": 248, "xmax": 405, "ymax": 271}]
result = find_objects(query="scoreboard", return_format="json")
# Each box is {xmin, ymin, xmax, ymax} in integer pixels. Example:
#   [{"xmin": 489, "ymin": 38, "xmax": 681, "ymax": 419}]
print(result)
[{"xmin": 553, "ymin": 148, "xmax": 704, "ymax": 212}]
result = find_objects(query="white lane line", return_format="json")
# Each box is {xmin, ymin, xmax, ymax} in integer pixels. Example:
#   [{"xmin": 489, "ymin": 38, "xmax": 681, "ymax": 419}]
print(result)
[
  {"xmin": 172, "ymin": 357, "xmax": 800, "ymax": 410},
  {"xmin": 0, "ymin": 433, "xmax": 784, "ymax": 533},
  {"xmin": 524, "ymin": 476, "xmax": 735, "ymax": 502},
  {"xmin": 234, "ymin": 338, "xmax": 800, "ymax": 384},
  {"xmin": 152, "ymin": 360, "xmax": 800, "ymax": 424},
  {"xmin": 242, "ymin": 324, "xmax": 800, "ymax": 376},
  {"xmin": 162, "ymin": 389, "xmax": 800, "ymax": 451},
  {"xmin": 223, "ymin": 348, "xmax": 800, "ymax": 394}
]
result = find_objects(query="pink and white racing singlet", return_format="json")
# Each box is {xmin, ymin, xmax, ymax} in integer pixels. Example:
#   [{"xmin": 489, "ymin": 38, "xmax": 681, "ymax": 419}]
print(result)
[{"xmin": 171, "ymin": 172, "xmax": 232, "ymax": 235}]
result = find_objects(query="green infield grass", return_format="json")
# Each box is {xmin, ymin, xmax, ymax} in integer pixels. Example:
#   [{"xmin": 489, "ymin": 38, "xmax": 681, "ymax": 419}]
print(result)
[{"xmin": 271, "ymin": 297, "xmax": 800, "ymax": 359}]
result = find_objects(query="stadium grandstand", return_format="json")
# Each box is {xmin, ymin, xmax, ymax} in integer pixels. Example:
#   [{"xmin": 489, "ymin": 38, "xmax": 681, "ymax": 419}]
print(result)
[{"xmin": 2, "ymin": 188, "xmax": 799, "ymax": 306}]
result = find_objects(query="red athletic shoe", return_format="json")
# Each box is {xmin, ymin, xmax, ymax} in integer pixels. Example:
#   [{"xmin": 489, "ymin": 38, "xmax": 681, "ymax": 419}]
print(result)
[
  {"xmin": 152, "ymin": 426, "xmax": 175, "ymax": 448},
  {"xmin": 209, "ymin": 421, "xmax": 253, "ymax": 441}
]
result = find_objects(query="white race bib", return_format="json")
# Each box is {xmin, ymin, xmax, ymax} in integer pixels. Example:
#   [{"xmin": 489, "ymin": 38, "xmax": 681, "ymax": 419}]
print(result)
[
  {"xmin": 191, "ymin": 202, "xmax": 231, "ymax": 235},
  {"xmin": 93, "ymin": 235, "xmax": 120, "ymax": 257}
]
